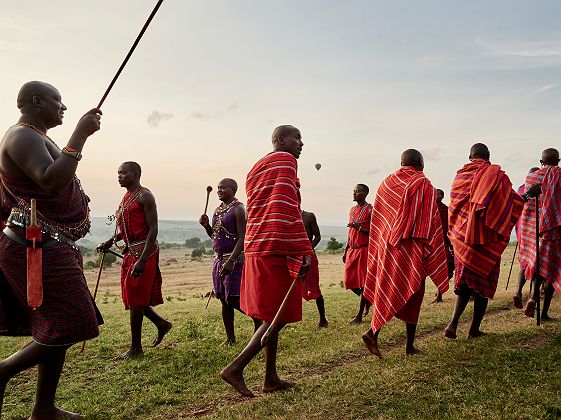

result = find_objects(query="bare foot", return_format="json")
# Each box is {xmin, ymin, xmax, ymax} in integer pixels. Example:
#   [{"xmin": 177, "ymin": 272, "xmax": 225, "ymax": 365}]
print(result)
[
  {"xmin": 524, "ymin": 299, "xmax": 536, "ymax": 318},
  {"xmin": 364, "ymin": 304, "xmax": 371, "ymax": 316},
  {"xmin": 220, "ymin": 337, "xmax": 236, "ymax": 346},
  {"xmin": 262, "ymin": 379, "xmax": 295, "ymax": 393},
  {"xmin": 541, "ymin": 314, "xmax": 556, "ymax": 322},
  {"xmin": 512, "ymin": 294, "xmax": 523, "ymax": 309},
  {"xmin": 361, "ymin": 330, "xmax": 382, "ymax": 358},
  {"xmin": 444, "ymin": 324, "xmax": 457, "ymax": 339},
  {"xmin": 29, "ymin": 407, "xmax": 84, "ymax": 419},
  {"xmin": 114, "ymin": 348, "xmax": 144, "ymax": 360},
  {"xmin": 349, "ymin": 317, "xmax": 363, "ymax": 325},
  {"xmin": 318, "ymin": 319, "xmax": 329, "ymax": 328},
  {"xmin": 152, "ymin": 321, "xmax": 172, "ymax": 347},
  {"xmin": 406, "ymin": 346, "xmax": 422, "ymax": 356},
  {"xmin": 467, "ymin": 330, "xmax": 487, "ymax": 339},
  {"xmin": 220, "ymin": 366, "xmax": 255, "ymax": 398},
  {"xmin": 431, "ymin": 297, "xmax": 443, "ymax": 304}
]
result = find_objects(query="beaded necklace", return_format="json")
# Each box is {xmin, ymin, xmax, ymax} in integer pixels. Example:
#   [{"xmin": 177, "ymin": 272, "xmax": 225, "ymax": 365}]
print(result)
[
  {"xmin": 352, "ymin": 202, "xmax": 371, "ymax": 225},
  {"xmin": 115, "ymin": 187, "xmax": 146, "ymax": 247},
  {"xmin": 15, "ymin": 122, "xmax": 61, "ymax": 150},
  {"xmin": 212, "ymin": 198, "xmax": 239, "ymax": 240}
]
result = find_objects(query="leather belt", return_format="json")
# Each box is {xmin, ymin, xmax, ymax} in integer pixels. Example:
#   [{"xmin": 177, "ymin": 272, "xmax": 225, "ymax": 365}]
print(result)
[{"xmin": 2, "ymin": 227, "xmax": 59, "ymax": 248}]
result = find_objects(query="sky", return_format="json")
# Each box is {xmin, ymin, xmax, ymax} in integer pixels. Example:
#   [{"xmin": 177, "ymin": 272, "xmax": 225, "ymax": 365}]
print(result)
[{"xmin": 1, "ymin": 1, "xmax": 560, "ymax": 224}]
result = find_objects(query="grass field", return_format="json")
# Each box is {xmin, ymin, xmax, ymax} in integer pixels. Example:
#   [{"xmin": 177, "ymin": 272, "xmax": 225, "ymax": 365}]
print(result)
[{"xmin": 1, "ymin": 246, "xmax": 560, "ymax": 419}]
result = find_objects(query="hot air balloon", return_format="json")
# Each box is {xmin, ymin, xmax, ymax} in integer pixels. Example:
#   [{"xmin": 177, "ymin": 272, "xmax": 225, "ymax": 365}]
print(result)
[{"xmin": 315, "ymin": 163, "xmax": 321, "ymax": 171}]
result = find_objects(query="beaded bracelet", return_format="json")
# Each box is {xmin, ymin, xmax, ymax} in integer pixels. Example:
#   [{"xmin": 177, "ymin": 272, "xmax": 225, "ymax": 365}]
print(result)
[{"xmin": 61, "ymin": 146, "xmax": 82, "ymax": 161}]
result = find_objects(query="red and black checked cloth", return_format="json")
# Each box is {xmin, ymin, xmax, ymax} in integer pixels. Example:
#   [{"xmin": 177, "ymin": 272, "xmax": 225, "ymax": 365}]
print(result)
[{"xmin": 0, "ymin": 232, "xmax": 102, "ymax": 345}]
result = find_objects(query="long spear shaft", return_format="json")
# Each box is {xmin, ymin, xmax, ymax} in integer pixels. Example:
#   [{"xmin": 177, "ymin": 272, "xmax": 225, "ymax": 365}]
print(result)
[
  {"xmin": 505, "ymin": 241, "xmax": 518, "ymax": 290},
  {"xmin": 97, "ymin": 0, "xmax": 164, "ymax": 108}
]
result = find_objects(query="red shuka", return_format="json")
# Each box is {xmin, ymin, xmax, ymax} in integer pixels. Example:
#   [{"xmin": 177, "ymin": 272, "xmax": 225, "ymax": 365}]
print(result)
[
  {"xmin": 343, "ymin": 203, "xmax": 372, "ymax": 289},
  {"xmin": 117, "ymin": 190, "xmax": 163, "ymax": 309},
  {"xmin": 449, "ymin": 159, "xmax": 524, "ymax": 298},
  {"xmin": 519, "ymin": 166, "xmax": 561, "ymax": 296},
  {"xmin": 363, "ymin": 167, "xmax": 448, "ymax": 333},
  {"xmin": 240, "ymin": 151, "xmax": 313, "ymax": 323},
  {"xmin": 302, "ymin": 252, "xmax": 321, "ymax": 301}
]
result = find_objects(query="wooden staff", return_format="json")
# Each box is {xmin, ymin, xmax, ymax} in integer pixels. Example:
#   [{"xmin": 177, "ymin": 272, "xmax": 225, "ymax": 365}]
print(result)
[
  {"xmin": 205, "ymin": 290, "xmax": 214, "ymax": 309},
  {"xmin": 261, "ymin": 277, "xmax": 299, "ymax": 347},
  {"xmin": 80, "ymin": 252, "xmax": 106, "ymax": 352},
  {"xmin": 97, "ymin": 0, "xmax": 164, "ymax": 108},
  {"xmin": 204, "ymin": 186, "xmax": 213, "ymax": 215},
  {"xmin": 505, "ymin": 241, "xmax": 518, "ymax": 290}
]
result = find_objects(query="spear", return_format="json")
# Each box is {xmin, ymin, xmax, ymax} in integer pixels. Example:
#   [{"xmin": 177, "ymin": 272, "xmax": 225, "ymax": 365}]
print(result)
[{"xmin": 97, "ymin": 0, "xmax": 164, "ymax": 108}]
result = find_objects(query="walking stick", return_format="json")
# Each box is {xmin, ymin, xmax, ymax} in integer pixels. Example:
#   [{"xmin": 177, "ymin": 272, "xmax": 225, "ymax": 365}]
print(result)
[
  {"xmin": 261, "ymin": 277, "xmax": 299, "ymax": 347},
  {"xmin": 205, "ymin": 290, "xmax": 215, "ymax": 309},
  {"xmin": 97, "ymin": 0, "xmax": 164, "ymax": 108},
  {"xmin": 505, "ymin": 241, "xmax": 518, "ymax": 290},
  {"xmin": 204, "ymin": 186, "xmax": 213, "ymax": 215},
  {"xmin": 80, "ymin": 251, "xmax": 106, "ymax": 352},
  {"xmin": 534, "ymin": 197, "xmax": 542, "ymax": 326}
]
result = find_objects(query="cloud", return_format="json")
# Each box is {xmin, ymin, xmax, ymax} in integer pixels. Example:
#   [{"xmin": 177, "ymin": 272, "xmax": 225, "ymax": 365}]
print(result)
[
  {"xmin": 189, "ymin": 98, "xmax": 242, "ymax": 121},
  {"xmin": 147, "ymin": 110, "xmax": 173, "ymax": 127},
  {"xmin": 421, "ymin": 147, "xmax": 442, "ymax": 161},
  {"xmin": 532, "ymin": 83, "xmax": 559, "ymax": 94},
  {"xmin": 475, "ymin": 37, "xmax": 561, "ymax": 57}
]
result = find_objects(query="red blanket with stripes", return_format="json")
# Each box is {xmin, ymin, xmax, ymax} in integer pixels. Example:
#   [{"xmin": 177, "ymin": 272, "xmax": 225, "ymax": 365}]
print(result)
[
  {"xmin": 449, "ymin": 159, "xmax": 523, "ymax": 279},
  {"xmin": 244, "ymin": 151, "xmax": 313, "ymax": 279},
  {"xmin": 519, "ymin": 166, "xmax": 561, "ymax": 295},
  {"xmin": 363, "ymin": 166, "xmax": 448, "ymax": 333}
]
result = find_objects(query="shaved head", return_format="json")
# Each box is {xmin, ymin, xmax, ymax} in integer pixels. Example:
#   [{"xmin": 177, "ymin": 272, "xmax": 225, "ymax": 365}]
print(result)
[
  {"xmin": 400, "ymin": 149, "xmax": 424, "ymax": 171},
  {"xmin": 17, "ymin": 81, "xmax": 57, "ymax": 110},
  {"xmin": 220, "ymin": 178, "xmax": 238, "ymax": 193},
  {"xmin": 469, "ymin": 143, "xmax": 490, "ymax": 161},
  {"xmin": 541, "ymin": 148, "xmax": 560, "ymax": 166},
  {"xmin": 272, "ymin": 125, "xmax": 299, "ymax": 144},
  {"xmin": 121, "ymin": 161, "xmax": 142, "ymax": 178}
]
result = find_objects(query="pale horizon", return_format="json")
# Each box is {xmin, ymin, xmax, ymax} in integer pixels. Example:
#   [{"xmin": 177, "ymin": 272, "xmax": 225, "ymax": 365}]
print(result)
[{"xmin": 1, "ymin": 1, "xmax": 560, "ymax": 225}]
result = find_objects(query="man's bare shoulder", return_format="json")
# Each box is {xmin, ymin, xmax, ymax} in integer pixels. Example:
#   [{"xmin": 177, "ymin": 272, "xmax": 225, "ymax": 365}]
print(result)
[{"xmin": 137, "ymin": 188, "xmax": 156, "ymax": 205}]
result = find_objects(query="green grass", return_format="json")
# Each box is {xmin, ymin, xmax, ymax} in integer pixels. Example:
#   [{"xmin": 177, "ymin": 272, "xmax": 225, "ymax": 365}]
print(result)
[{"xmin": 1, "ymin": 265, "xmax": 560, "ymax": 419}]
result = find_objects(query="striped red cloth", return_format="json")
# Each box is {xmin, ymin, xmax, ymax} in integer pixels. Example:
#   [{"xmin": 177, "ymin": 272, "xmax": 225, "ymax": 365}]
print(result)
[
  {"xmin": 244, "ymin": 151, "xmax": 313, "ymax": 278},
  {"xmin": 363, "ymin": 166, "xmax": 448, "ymax": 333},
  {"xmin": 449, "ymin": 159, "xmax": 523, "ymax": 298},
  {"xmin": 344, "ymin": 203, "xmax": 372, "ymax": 289},
  {"xmin": 519, "ymin": 166, "xmax": 561, "ymax": 295}
]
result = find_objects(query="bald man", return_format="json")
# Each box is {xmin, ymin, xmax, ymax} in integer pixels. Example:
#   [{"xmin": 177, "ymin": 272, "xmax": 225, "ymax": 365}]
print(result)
[
  {"xmin": 518, "ymin": 149, "xmax": 561, "ymax": 320},
  {"xmin": 445, "ymin": 143, "xmax": 538, "ymax": 339},
  {"xmin": 220, "ymin": 125, "xmax": 313, "ymax": 397},
  {"xmin": 0, "ymin": 81, "xmax": 102, "ymax": 418},
  {"xmin": 362, "ymin": 149, "xmax": 448, "ymax": 357}
]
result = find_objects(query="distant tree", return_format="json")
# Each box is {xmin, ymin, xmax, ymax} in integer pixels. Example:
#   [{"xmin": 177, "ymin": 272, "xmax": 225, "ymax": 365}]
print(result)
[
  {"xmin": 185, "ymin": 237, "xmax": 202, "ymax": 248},
  {"xmin": 202, "ymin": 239, "xmax": 212, "ymax": 248},
  {"xmin": 191, "ymin": 247, "xmax": 205, "ymax": 260},
  {"xmin": 326, "ymin": 237, "xmax": 344, "ymax": 251},
  {"xmin": 79, "ymin": 245, "xmax": 92, "ymax": 257}
]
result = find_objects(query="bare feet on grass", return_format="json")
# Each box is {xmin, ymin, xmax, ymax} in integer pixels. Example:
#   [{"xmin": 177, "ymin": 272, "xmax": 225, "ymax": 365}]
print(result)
[
  {"xmin": 467, "ymin": 330, "xmax": 487, "ymax": 339},
  {"xmin": 361, "ymin": 330, "xmax": 382, "ymax": 358},
  {"xmin": 30, "ymin": 407, "xmax": 84, "ymax": 419},
  {"xmin": 318, "ymin": 318, "xmax": 329, "ymax": 328},
  {"xmin": 512, "ymin": 294, "xmax": 523, "ymax": 309},
  {"xmin": 524, "ymin": 299, "xmax": 536, "ymax": 318},
  {"xmin": 220, "ymin": 337, "xmax": 236, "ymax": 346},
  {"xmin": 349, "ymin": 317, "xmax": 363, "ymax": 325},
  {"xmin": 220, "ymin": 366, "xmax": 255, "ymax": 398},
  {"xmin": 114, "ymin": 348, "xmax": 144, "ymax": 360},
  {"xmin": 406, "ymin": 346, "xmax": 422, "ymax": 356},
  {"xmin": 444, "ymin": 324, "xmax": 457, "ymax": 339},
  {"xmin": 152, "ymin": 321, "xmax": 172, "ymax": 347},
  {"xmin": 262, "ymin": 378, "xmax": 295, "ymax": 393}
]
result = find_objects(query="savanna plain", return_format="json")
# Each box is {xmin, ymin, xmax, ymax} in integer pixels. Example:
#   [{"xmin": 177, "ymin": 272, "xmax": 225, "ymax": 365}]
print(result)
[{"xmin": 1, "ymin": 245, "xmax": 560, "ymax": 419}]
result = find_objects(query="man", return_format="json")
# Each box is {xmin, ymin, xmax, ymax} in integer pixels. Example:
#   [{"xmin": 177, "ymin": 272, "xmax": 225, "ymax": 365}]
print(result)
[
  {"xmin": 98, "ymin": 162, "xmax": 171, "ymax": 359},
  {"xmin": 512, "ymin": 167, "xmax": 539, "ymax": 310},
  {"xmin": 343, "ymin": 184, "xmax": 372, "ymax": 324},
  {"xmin": 0, "ymin": 81, "xmax": 102, "ymax": 418},
  {"xmin": 444, "ymin": 143, "xmax": 537, "ymax": 339},
  {"xmin": 518, "ymin": 149, "xmax": 561, "ymax": 320},
  {"xmin": 301, "ymin": 210, "xmax": 328, "ymax": 327},
  {"xmin": 361, "ymin": 150, "xmax": 449, "ymax": 357},
  {"xmin": 199, "ymin": 178, "xmax": 254, "ymax": 344},
  {"xmin": 220, "ymin": 125, "xmax": 313, "ymax": 397},
  {"xmin": 432, "ymin": 188, "xmax": 455, "ymax": 303}
]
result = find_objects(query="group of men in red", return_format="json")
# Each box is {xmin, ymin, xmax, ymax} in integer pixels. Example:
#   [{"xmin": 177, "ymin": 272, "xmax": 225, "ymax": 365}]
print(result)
[{"xmin": 0, "ymin": 81, "xmax": 559, "ymax": 417}]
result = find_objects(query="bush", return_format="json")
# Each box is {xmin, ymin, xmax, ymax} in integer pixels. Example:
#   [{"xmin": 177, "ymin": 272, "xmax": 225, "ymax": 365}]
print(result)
[
  {"xmin": 326, "ymin": 237, "xmax": 344, "ymax": 252},
  {"xmin": 84, "ymin": 251, "xmax": 118, "ymax": 270},
  {"xmin": 185, "ymin": 237, "xmax": 202, "ymax": 248},
  {"xmin": 191, "ymin": 247, "xmax": 205, "ymax": 260}
]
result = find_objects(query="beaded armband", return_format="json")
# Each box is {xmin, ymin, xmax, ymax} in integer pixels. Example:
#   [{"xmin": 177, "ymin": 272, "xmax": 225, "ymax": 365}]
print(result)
[{"xmin": 61, "ymin": 146, "xmax": 82, "ymax": 161}]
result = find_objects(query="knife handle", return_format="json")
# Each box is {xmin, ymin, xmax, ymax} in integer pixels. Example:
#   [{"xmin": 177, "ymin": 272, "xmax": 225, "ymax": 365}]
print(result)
[{"xmin": 30, "ymin": 199, "xmax": 37, "ymax": 227}]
